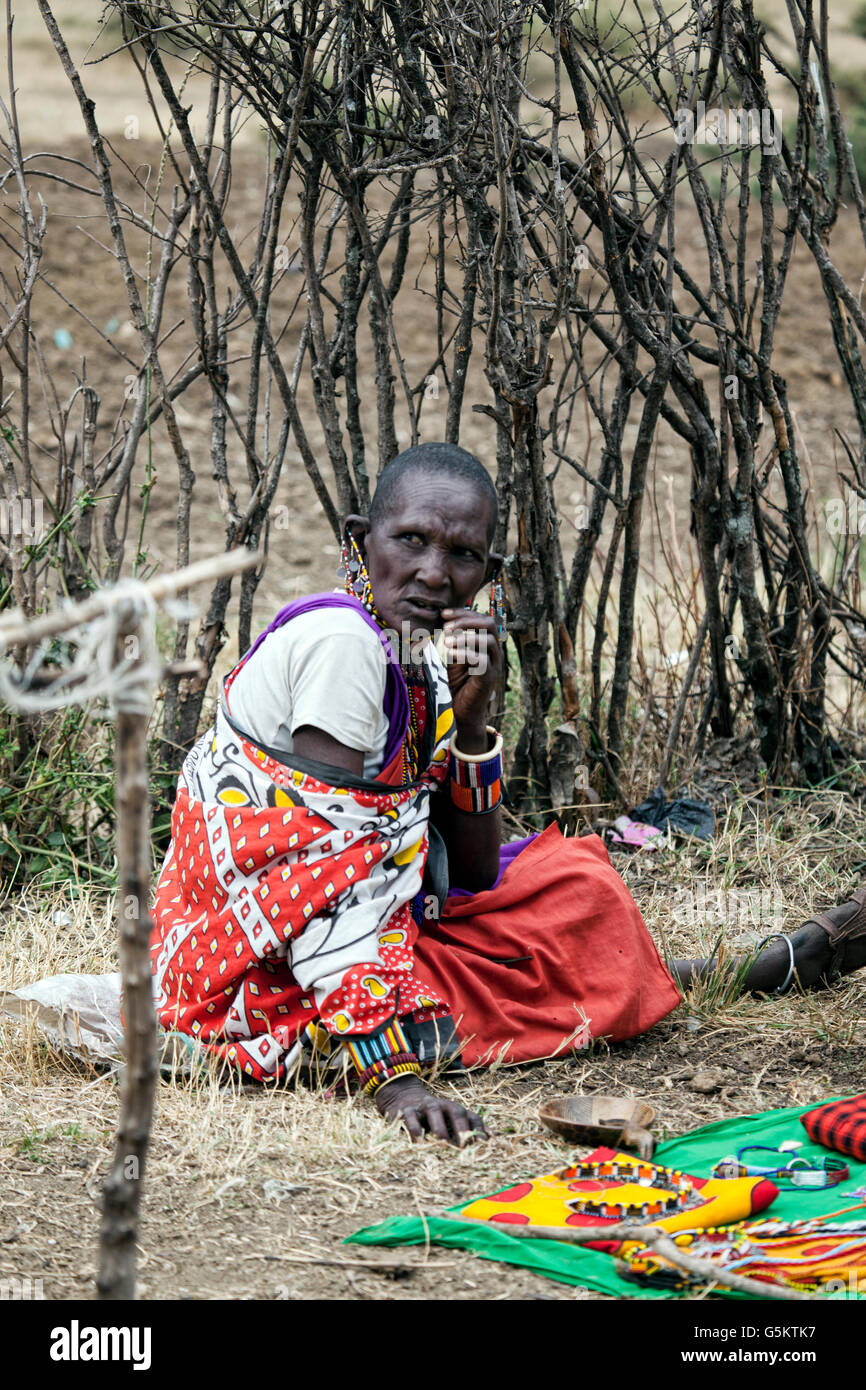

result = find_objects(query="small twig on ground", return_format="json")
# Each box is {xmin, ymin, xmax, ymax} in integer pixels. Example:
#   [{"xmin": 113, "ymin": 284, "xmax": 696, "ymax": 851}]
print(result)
[{"xmin": 240, "ymin": 1252, "xmax": 461, "ymax": 1272}]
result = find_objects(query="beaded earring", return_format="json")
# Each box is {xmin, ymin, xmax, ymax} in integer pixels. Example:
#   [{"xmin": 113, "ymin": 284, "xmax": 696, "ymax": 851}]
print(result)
[
  {"xmin": 340, "ymin": 531, "xmax": 380, "ymax": 621},
  {"xmin": 489, "ymin": 573, "xmax": 506, "ymax": 641}
]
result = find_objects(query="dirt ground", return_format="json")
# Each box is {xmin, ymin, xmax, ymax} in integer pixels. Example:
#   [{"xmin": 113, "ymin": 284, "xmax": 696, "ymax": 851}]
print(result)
[
  {"xmin": 2, "ymin": 777, "xmax": 865, "ymax": 1301},
  {"xmin": 3, "ymin": 1022, "xmax": 865, "ymax": 1304}
]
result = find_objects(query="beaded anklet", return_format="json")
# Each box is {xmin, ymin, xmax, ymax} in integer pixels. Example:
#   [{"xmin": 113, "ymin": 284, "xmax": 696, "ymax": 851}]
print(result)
[{"xmin": 448, "ymin": 726, "xmax": 503, "ymax": 814}]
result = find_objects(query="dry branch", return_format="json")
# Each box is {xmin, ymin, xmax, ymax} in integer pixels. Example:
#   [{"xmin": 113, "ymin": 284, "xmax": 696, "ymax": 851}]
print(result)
[
  {"xmin": 438, "ymin": 1210, "xmax": 816, "ymax": 1302},
  {"xmin": 5, "ymin": 0, "xmax": 866, "ymax": 819},
  {"xmin": 0, "ymin": 548, "xmax": 260, "ymax": 651}
]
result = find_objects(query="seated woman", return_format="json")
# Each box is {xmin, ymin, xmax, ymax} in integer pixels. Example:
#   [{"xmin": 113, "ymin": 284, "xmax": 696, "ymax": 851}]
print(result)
[{"xmin": 150, "ymin": 442, "xmax": 866, "ymax": 1145}]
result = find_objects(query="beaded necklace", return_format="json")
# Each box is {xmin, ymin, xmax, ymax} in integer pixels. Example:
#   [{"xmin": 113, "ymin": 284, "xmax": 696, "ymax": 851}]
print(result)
[
  {"xmin": 564, "ymin": 1159, "xmax": 700, "ymax": 1220},
  {"xmin": 624, "ymin": 1210, "xmax": 866, "ymax": 1292},
  {"xmin": 341, "ymin": 532, "xmax": 428, "ymax": 785},
  {"xmin": 402, "ymin": 669, "xmax": 426, "ymax": 784}
]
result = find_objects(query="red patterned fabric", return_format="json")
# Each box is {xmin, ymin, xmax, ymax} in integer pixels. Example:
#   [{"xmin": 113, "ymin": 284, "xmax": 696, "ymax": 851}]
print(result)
[
  {"xmin": 151, "ymin": 595, "xmax": 681, "ymax": 1081},
  {"xmin": 151, "ymin": 774, "xmax": 448, "ymax": 1078},
  {"xmin": 800, "ymin": 1094, "xmax": 866, "ymax": 1162},
  {"xmin": 150, "ymin": 618, "xmax": 456, "ymax": 1081},
  {"xmin": 414, "ymin": 824, "xmax": 682, "ymax": 1067}
]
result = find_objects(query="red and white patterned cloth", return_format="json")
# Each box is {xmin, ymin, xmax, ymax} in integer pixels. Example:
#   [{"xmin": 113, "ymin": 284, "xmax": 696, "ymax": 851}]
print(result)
[{"xmin": 150, "ymin": 630, "xmax": 455, "ymax": 1081}]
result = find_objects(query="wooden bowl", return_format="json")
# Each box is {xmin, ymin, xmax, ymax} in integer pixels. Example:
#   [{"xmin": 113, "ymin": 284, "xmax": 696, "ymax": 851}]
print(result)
[{"xmin": 539, "ymin": 1094, "xmax": 656, "ymax": 1160}]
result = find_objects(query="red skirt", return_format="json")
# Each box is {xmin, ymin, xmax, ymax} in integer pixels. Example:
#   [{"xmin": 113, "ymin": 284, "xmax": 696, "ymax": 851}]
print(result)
[
  {"xmin": 153, "ymin": 820, "xmax": 680, "ymax": 1076},
  {"xmin": 414, "ymin": 824, "xmax": 681, "ymax": 1066}
]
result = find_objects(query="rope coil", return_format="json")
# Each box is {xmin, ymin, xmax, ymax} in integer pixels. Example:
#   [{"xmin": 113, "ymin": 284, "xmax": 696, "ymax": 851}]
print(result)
[{"xmin": 0, "ymin": 579, "xmax": 162, "ymax": 718}]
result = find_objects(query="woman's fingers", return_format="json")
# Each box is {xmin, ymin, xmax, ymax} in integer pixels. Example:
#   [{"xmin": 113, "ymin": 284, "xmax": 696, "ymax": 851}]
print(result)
[
  {"xmin": 442, "ymin": 613, "xmax": 502, "ymax": 675},
  {"xmin": 443, "ymin": 629, "xmax": 497, "ymax": 668},
  {"xmin": 400, "ymin": 1106, "xmax": 425, "ymax": 1142},
  {"xmin": 469, "ymin": 1109, "xmax": 489, "ymax": 1138},
  {"xmin": 450, "ymin": 1103, "xmax": 489, "ymax": 1143},
  {"xmin": 442, "ymin": 609, "xmax": 498, "ymax": 634},
  {"xmin": 405, "ymin": 1097, "xmax": 482, "ymax": 1146},
  {"xmin": 431, "ymin": 1100, "xmax": 489, "ymax": 1147},
  {"xmin": 442, "ymin": 1101, "xmax": 473, "ymax": 1144},
  {"xmin": 380, "ymin": 1078, "xmax": 490, "ymax": 1147},
  {"xmin": 420, "ymin": 1099, "xmax": 452, "ymax": 1144}
]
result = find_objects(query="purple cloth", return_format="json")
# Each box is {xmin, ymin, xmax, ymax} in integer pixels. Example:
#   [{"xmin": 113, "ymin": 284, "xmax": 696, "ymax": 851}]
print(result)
[
  {"xmin": 447, "ymin": 834, "xmax": 537, "ymax": 898},
  {"xmin": 231, "ymin": 591, "xmax": 409, "ymax": 771}
]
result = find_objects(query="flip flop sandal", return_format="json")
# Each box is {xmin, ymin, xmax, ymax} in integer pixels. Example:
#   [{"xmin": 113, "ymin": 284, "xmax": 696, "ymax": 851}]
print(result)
[{"xmin": 802, "ymin": 885, "xmax": 866, "ymax": 983}]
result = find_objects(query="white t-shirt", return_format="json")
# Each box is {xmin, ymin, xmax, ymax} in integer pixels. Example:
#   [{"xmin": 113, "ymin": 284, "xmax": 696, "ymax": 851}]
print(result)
[{"xmin": 224, "ymin": 607, "xmax": 391, "ymax": 778}]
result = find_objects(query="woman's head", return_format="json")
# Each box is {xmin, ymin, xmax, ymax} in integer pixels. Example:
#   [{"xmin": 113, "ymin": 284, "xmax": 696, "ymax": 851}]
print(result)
[{"xmin": 345, "ymin": 443, "xmax": 500, "ymax": 634}]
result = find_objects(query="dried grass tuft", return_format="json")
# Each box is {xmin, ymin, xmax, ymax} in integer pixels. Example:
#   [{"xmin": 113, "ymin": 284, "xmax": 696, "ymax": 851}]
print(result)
[{"xmin": 1, "ymin": 787, "xmax": 864, "ymax": 1299}]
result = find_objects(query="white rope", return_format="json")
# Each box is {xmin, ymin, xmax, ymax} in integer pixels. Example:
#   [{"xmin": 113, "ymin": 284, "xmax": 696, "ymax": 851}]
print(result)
[
  {"xmin": 161, "ymin": 596, "xmax": 197, "ymax": 623},
  {"xmin": 0, "ymin": 579, "xmax": 163, "ymax": 718}
]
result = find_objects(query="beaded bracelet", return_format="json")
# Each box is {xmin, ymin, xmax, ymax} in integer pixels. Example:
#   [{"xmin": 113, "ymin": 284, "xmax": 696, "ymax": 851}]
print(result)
[
  {"xmin": 358, "ymin": 1053, "xmax": 422, "ymax": 1095},
  {"xmin": 448, "ymin": 726, "xmax": 503, "ymax": 814},
  {"xmin": 341, "ymin": 1015, "xmax": 422, "ymax": 1095}
]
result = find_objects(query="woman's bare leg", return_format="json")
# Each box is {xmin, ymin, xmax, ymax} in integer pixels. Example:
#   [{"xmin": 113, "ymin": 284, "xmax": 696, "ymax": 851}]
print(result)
[{"xmin": 669, "ymin": 898, "xmax": 866, "ymax": 993}]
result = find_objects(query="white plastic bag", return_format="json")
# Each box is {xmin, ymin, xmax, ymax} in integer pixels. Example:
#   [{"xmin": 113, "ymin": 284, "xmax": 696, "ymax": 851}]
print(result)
[{"xmin": 0, "ymin": 971, "xmax": 124, "ymax": 1064}]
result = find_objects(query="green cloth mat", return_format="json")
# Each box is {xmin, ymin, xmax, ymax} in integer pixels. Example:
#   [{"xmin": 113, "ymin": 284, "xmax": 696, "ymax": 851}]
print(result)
[{"xmin": 347, "ymin": 1098, "xmax": 866, "ymax": 1298}]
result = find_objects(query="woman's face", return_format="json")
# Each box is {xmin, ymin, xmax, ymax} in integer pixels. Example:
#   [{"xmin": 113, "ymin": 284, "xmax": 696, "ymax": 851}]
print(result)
[{"xmin": 351, "ymin": 472, "xmax": 496, "ymax": 634}]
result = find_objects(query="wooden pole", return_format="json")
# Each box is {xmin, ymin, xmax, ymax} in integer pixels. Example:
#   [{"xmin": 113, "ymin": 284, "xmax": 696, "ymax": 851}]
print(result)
[
  {"xmin": 0, "ymin": 548, "xmax": 260, "ymax": 1300},
  {"xmin": 94, "ymin": 551, "xmax": 259, "ymax": 1299},
  {"xmin": 96, "ymin": 599, "xmax": 156, "ymax": 1300}
]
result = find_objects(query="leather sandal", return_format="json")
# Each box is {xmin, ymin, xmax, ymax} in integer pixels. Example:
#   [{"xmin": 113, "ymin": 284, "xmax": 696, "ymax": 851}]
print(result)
[{"xmin": 803, "ymin": 885, "xmax": 866, "ymax": 983}]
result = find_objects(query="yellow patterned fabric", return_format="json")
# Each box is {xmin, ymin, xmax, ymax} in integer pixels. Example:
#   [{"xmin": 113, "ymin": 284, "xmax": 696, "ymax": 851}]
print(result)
[
  {"xmin": 624, "ymin": 1209, "xmax": 866, "ymax": 1292},
  {"xmin": 459, "ymin": 1147, "xmax": 778, "ymax": 1241}
]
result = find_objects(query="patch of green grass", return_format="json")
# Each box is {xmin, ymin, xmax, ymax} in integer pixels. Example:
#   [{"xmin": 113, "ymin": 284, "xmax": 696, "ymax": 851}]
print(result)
[{"xmin": 14, "ymin": 1121, "xmax": 91, "ymax": 1164}]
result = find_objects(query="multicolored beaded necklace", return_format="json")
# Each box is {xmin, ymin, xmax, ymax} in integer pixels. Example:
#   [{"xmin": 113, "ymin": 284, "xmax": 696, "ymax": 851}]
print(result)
[
  {"xmin": 402, "ymin": 672, "xmax": 426, "ymax": 784},
  {"xmin": 564, "ymin": 1159, "xmax": 700, "ymax": 1220},
  {"xmin": 624, "ymin": 1204, "xmax": 866, "ymax": 1292}
]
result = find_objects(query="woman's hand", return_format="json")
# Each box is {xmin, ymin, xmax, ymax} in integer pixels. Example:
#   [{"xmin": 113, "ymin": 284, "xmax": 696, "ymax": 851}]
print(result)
[
  {"xmin": 442, "ymin": 609, "xmax": 502, "ymax": 746},
  {"xmin": 374, "ymin": 1073, "xmax": 490, "ymax": 1146}
]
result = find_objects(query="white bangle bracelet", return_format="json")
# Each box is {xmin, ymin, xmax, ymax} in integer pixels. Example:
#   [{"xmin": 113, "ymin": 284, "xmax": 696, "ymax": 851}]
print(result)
[{"xmin": 448, "ymin": 726, "xmax": 503, "ymax": 763}]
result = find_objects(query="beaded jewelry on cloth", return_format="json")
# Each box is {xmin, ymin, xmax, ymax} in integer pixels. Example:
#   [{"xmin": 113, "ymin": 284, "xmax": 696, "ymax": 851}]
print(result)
[
  {"xmin": 449, "ymin": 726, "xmax": 503, "ymax": 813},
  {"xmin": 623, "ymin": 1210, "xmax": 866, "ymax": 1293},
  {"xmin": 565, "ymin": 1159, "xmax": 701, "ymax": 1220},
  {"xmin": 711, "ymin": 1145, "xmax": 850, "ymax": 1188}
]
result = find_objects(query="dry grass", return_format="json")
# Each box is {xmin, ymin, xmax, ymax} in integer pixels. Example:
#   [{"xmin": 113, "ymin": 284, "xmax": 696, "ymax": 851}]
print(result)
[{"xmin": 2, "ymin": 779, "xmax": 865, "ymax": 1301}]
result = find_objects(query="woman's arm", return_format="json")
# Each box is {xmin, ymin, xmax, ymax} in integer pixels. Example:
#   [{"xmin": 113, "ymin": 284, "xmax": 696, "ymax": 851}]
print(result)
[
  {"xmin": 292, "ymin": 721, "xmax": 487, "ymax": 1146},
  {"xmin": 291, "ymin": 726, "xmax": 364, "ymax": 776},
  {"xmin": 433, "ymin": 608, "xmax": 503, "ymax": 892},
  {"xmin": 430, "ymin": 771, "xmax": 501, "ymax": 893}
]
